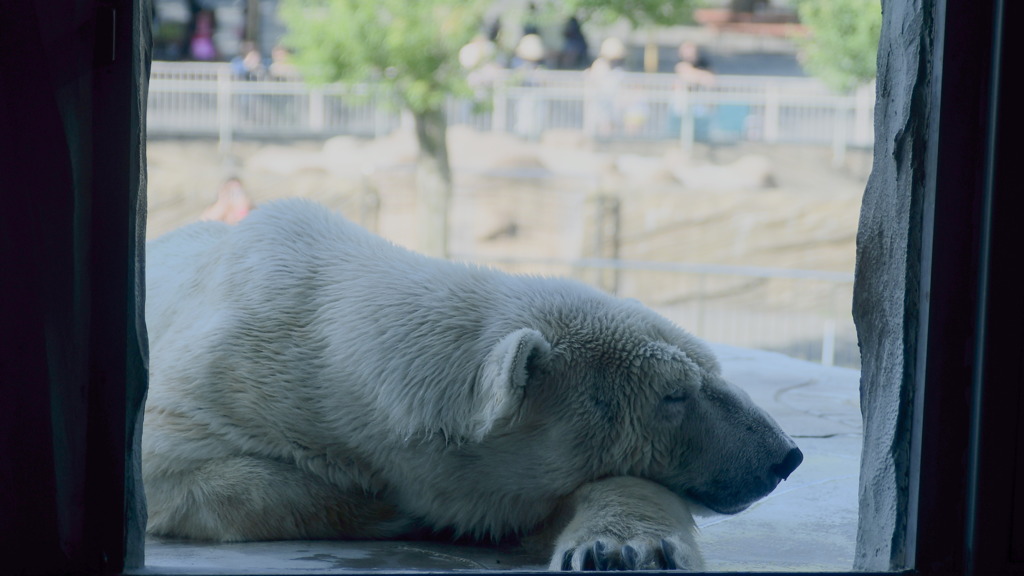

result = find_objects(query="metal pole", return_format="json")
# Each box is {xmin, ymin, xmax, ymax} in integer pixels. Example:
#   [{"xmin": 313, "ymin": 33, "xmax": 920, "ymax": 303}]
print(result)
[
  {"xmin": 309, "ymin": 87, "xmax": 325, "ymax": 133},
  {"xmin": 764, "ymin": 83, "xmax": 780, "ymax": 143},
  {"xmin": 217, "ymin": 66, "xmax": 232, "ymax": 155},
  {"xmin": 493, "ymin": 83, "xmax": 507, "ymax": 134},
  {"xmin": 832, "ymin": 98, "xmax": 849, "ymax": 169},
  {"xmin": 821, "ymin": 318, "xmax": 837, "ymax": 366}
]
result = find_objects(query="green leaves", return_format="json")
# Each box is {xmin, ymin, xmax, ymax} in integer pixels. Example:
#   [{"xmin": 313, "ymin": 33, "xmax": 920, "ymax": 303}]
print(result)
[
  {"xmin": 279, "ymin": 0, "xmax": 484, "ymax": 113},
  {"xmin": 795, "ymin": 0, "xmax": 881, "ymax": 93},
  {"xmin": 568, "ymin": 0, "xmax": 697, "ymax": 28}
]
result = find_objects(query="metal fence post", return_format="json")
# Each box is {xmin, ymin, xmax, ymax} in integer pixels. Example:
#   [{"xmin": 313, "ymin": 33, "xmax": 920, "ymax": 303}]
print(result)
[
  {"xmin": 492, "ymin": 83, "xmax": 507, "ymax": 134},
  {"xmin": 854, "ymin": 82, "xmax": 874, "ymax": 146},
  {"xmin": 372, "ymin": 85, "xmax": 397, "ymax": 138},
  {"xmin": 697, "ymin": 273, "xmax": 707, "ymax": 337},
  {"xmin": 216, "ymin": 66, "xmax": 233, "ymax": 154},
  {"xmin": 583, "ymin": 81, "xmax": 594, "ymax": 137},
  {"xmin": 360, "ymin": 168, "xmax": 381, "ymax": 233},
  {"xmin": 832, "ymin": 99, "xmax": 849, "ymax": 168},
  {"xmin": 764, "ymin": 83, "xmax": 780, "ymax": 143},
  {"xmin": 589, "ymin": 190, "xmax": 621, "ymax": 295},
  {"xmin": 309, "ymin": 87, "xmax": 325, "ymax": 134},
  {"xmin": 678, "ymin": 87, "xmax": 695, "ymax": 154},
  {"xmin": 821, "ymin": 318, "xmax": 837, "ymax": 366}
]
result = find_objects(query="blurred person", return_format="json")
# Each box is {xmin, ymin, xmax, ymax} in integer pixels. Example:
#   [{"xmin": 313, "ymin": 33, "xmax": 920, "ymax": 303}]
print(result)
[
  {"xmin": 244, "ymin": 48, "xmax": 263, "ymax": 71},
  {"xmin": 511, "ymin": 34, "xmax": 546, "ymax": 138},
  {"xmin": 510, "ymin": 33, "xmax": 545, "ymax": 70},
  {"xmin": 458, "ymin": 34, "xmax": 501, "ymax": 124},
  {"xmin": 189, "ymin": 9, "xmax": 216, "ymax": 61},
  {"xmin": 487, "ymin": 17, "xmax": 502, "ymax": 43},
  {"xmin": 231, "ymin": 44, "xmax": 266, "ymax": 80},
  {"xmin": 675, "ymin": 41, "xmax": 714, "ymax": 85},
  {"xmin": 200, "ymin": 177, "xmax": 254, "ymax": 225},
  {"xmin": 460, "ymin": 34, "xmax": 500, "ymax": 89},
  {"xmin": 459, "ymin": 34, "xmax": 498, "ymax": 71},
  {"xmin": 522, "ymin": 2, "xmax": 540, "ymax": 37},
  {"xmin": 672, "ymin": 41, "xmax": 716, "ymax": 140},
  {"xmin": 586, "ymin": 37, "xmax": 626, "ymax": 137},
  {"xmin": 269, "ymin": 45, "xmax": 300, "ymax": 80},
  {"xmin": 558, "ymin": 16, "xmax": 590, "ymax": 70}
]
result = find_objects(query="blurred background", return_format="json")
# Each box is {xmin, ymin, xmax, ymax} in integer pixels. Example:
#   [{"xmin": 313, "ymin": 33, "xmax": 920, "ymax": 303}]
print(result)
[{"xmin": 145, "ymin": 0, "xmax": 880, "ymax": 370}]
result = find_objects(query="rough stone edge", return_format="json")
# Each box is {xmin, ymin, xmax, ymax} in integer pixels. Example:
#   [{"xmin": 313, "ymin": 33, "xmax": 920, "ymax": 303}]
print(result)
[{"xmin": 852, "ymin": 0, "xmax": 934, "ymax": 570}]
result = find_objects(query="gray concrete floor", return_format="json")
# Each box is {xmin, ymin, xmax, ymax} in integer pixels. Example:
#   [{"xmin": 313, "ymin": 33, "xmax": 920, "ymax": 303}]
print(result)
[{"xmin": 139, "ymin": 344, "xmax": 861, "ymax": 574}]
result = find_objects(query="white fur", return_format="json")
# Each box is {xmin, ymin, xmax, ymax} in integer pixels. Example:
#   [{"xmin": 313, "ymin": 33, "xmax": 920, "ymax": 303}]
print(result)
[{"xmin": 144, "ymin": 199, "xmax": 800, "ymax": 569}]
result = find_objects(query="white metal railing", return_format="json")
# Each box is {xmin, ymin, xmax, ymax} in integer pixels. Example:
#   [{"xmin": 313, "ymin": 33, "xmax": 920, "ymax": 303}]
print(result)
[
  {"xmin": 148, "ymin": 62, "xmax": 875, "ymax": 158},
  {"xmin": 146, "ymin": 62, "xmax": 864, "ymax": 368}
]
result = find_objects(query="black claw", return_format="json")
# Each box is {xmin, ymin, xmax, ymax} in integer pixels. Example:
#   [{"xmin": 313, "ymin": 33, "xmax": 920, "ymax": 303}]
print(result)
[
  {"xmin": 621, "ymin": 545, "xmax": 638, "ymax": 570},
  {"xmin": 594, "ymin": 541, "xmax": 610, "ymax": 571},
  {"xmin": 661, "ymin": 539, "xmax": 678, "ymax": 570},
  {"xmin": 582, "ymin": 546, "xmax": 597, "ymax": 571},
  {"xmin": 561, "ymin": 549, "xmax": 574, "ymax": 571}
]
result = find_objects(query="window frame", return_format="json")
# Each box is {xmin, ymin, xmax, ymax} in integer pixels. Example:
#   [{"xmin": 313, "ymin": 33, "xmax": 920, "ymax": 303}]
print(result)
[
  {"xmin": 909, "ymin": 0, "xmax": 1019, "ymax": 573},
  {"xmin": 1, "ymin": 0, "xmax": 1017, "ymax": 574}
]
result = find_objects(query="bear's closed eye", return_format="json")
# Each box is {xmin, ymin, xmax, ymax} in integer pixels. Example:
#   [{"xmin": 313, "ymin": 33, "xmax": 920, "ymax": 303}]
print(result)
[{"xmin": 663, "ymin": 392, "xmax": 689, "ymax": 403}]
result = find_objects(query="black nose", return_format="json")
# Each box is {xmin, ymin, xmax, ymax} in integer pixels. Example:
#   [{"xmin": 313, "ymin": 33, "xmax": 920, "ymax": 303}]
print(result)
[{"xmin": 771, "ymin": 447, "xmax": 803, "ymax": 480}]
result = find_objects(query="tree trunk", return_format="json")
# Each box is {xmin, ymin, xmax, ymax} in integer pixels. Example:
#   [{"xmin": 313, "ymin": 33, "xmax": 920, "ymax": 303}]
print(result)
[{"xmin": 412, "ymin": 106, "xmax": 452, "ymax": 259}]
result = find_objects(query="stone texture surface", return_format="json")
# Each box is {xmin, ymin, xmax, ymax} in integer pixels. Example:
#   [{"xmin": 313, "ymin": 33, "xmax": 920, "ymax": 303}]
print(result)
[{"xmin": 851, "ymin": 0, "xmax": 932, "ymax": 570}]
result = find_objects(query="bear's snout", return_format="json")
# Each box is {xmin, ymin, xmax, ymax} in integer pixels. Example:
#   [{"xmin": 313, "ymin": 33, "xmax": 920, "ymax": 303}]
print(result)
[{"xmin": 771, "ymin": 447, "xmax": 803, "ymax": 481}]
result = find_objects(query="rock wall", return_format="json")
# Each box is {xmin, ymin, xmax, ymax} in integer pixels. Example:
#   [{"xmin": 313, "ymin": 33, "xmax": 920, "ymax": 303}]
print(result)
[{"xmin": 852, "ymin": 0, "xmax": 934, "ymax": 570}]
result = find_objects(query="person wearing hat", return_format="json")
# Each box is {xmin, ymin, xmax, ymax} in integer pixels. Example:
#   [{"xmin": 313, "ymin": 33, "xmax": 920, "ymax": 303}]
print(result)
[
  {"xmin": 586, "ymin": 37, "xmax": 627, "ymax": 137},
  {"xmin": 598, "ymin": 37, "xmax": 625, "ymax": 63},
  {"xmin": 511, "ymin": 34, "xmax": 547, "ymax": 138},
  {"xmin": 511, "ymin": 33, "xmax": 545, "ymax": 70}
]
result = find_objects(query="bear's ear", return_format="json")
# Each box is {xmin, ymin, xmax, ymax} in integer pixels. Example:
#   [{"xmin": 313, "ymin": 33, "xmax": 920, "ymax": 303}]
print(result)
[
  {"xmin": 471, "ymin": 328, "xmax": 551, "ymax": 441},
  {"xmin": 643, "ymin": 340, "xmax": 684, "ymax": 361}
]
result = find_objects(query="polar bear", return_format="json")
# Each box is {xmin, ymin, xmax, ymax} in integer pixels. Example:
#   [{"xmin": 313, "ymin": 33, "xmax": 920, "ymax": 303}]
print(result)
[{"xmin": 143, "ymin": 199, "xmax": 802, "ymax": 571}]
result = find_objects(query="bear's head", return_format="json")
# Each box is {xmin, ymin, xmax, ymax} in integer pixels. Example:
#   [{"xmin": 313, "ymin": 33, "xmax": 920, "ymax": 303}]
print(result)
[{"xmin": 472, "ymin": 295, "xmax": 803, "ymax": 516}]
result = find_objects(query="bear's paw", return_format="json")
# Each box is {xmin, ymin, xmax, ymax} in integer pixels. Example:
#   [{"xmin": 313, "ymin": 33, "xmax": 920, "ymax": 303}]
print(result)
[
  {"xmin": 553, "ymin": 536, "xmax": 702, "ymax": 571},
  {"xmin": 548, "ymin": 477, "xmax": 704, "ymax": 571}
]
